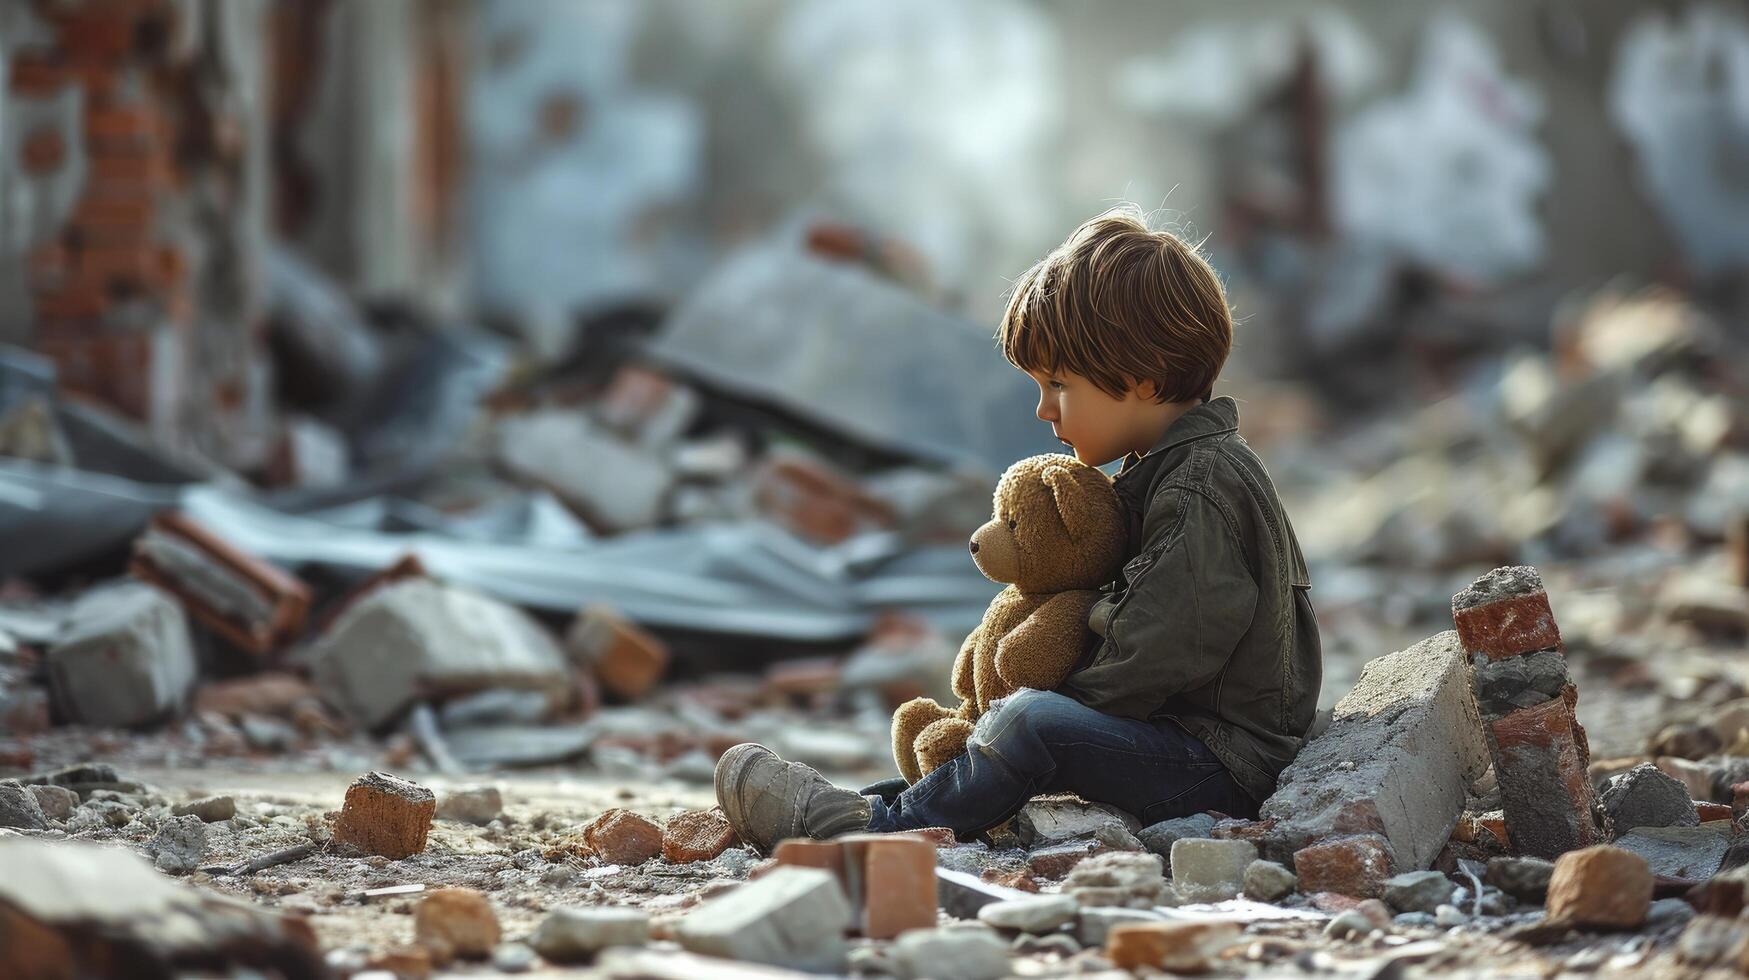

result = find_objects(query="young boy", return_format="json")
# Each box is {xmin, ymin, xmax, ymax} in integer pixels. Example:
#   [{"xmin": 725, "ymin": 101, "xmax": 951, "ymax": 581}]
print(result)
[{"xmin": 714, "ymin": 207, "xmax": 1322, "ymax": 851}]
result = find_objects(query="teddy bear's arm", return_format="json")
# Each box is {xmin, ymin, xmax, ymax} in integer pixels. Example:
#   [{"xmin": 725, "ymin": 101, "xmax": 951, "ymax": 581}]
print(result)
[
  {"xmin": 993, "ymin": 590, "xmax": 1099, "ymax": 693},
  {"xmin": 950, "ymin": 622, "xmax": 983, "ymax": 703}
]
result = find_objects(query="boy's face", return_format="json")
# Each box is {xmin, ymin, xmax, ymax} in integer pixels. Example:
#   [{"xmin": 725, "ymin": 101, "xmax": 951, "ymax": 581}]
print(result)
[{"xmin": 1025, "ymin": 368, "xmax": 1160, "ymax": 467}]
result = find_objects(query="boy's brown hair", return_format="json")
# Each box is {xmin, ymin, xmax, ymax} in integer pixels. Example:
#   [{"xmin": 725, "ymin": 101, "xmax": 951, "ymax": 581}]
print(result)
[{"xmin": 998, "ymin": 206, "xmax": 1233, "ymax": 404}]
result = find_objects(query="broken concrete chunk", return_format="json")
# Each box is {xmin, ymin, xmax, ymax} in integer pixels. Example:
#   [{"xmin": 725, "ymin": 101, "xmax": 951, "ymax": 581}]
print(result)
[
  {"xmin": 1242, "ymin": 859, "xmax": 1298, "ymax": 902},
  {"xmin": 415, "ymin": 888, "xmax": 501, "ymax": 961},
  {"xmin": 436, "ymin": 786, "xmax": 504, "ymax": 826},
  {"xmin": 1382, "ymin": 870, "xmax": 1456, "ymax": 915},
  {"xmin": 46, "ymin": 582, "xmax": 197, "ymax": 728},
  {"xmin": 566, "ymin": 606, "xmax": 669, "ymax": 702},
  {"xmin": 1602, "ymin": 762, "xmax": 1699, "ymax": 833},
  {"xmin": 529, "ymin": 907, "xmax": 650, "ymax": 963},
  {"xmin": 1137, "ymin": 813, "xmax": 1217, "ymax": 870},
  {"xmin": 308, "ymin": 579, "xmax": 570, "ymax": 730},
  {"xmin": 977, "ymin": 894, "xmax": 1078, "ymax": 933},
  {"xmin": 1546, "ymin": 845, "xmax": 1652, "ymax": 929},
  {"xmin": 674, "ymin": 866, "xmax": 852, "ymax": 972},
  {"xmin": 332, "ymin": 771, "xmax": 436, "ymax": 860},
  {"xmin": 1293, "ymin": 834, "xmax": 1395, "ymax": 899},
  {"xmin": 583, "ymin": 808, "xmax": 664, "ymax": 866},
  {"xmin": 130, "ymin": 511, "xmax": 311, "ymax": 657},
  {"xmin": 0, "ymin": 783, "xmax": 49, "ymax": 830},
  {"xmin": 1062, "ymin": 851, "xmax": 1167, "ymax": 908},
  {"xmin": 172, "ymin": 795, "xmax": 236, "ymax": 823},
  {"xmin": 889, "ymin": 926, "xmax": 1010, "ymax": 980},
  {"xmin": 147, "ymin": 814, "xmax": 208, "ymax": 874},
  {"xmin": 1260, "ymin": 631, "xmax": 1487, "ymax": 870},
  {"xmin": 1105, "ymin": 920, "xmax": 1241, "ymax": 973},
  {"xmin": 1169, "ymin": 839, "xmax": 1256, "ymax": 903}
]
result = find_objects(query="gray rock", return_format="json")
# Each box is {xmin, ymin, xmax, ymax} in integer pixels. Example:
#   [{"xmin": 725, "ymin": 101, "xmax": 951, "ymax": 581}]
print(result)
[
  {"xmin": 1242, "ymin": 859, "xmax": 1297, "ymax": 902},
  {"xmin": 1137, "ymin": 813, "xmax": 1218, "ymax": 870},
  {"xmin": 674, "ymin": 867, "xmax": 849, "ymax": 972},
  {"xmin": 890, "ymin": 927, "xmax": 1010, "ymax": 980},
  {"xmin": 1062, "ymin": 851, "xmax": 1167, "ymax": 908},
  {"xmin": 27, "ymin": 785, "xmax": 78, "ymax": 822},
  {"xmin": 977, "ymin": 895, "xmax": 1078, "ymax": 934},
  {"xmin": 490, "ymin": 942, "xmax": 537, "ymax": 973},
  {"xmin": 1485, "ymin": 855, "xmax": 1554, "ymax": 903},
  {"xmin": 1383, "ymin": 870, "xmax": 1456, "ymax": 915},
  {"xmin": 1169, "ymin": 838, "xmax": 1256, "ymax": 903},
  {"xmin": 1601, "ymin": 763, "xmax": 1698, "ymax": 833},
  {"xmin": 0, "ymin": 784, "xmax": 48, "ymax": 830},
  {"xmin": 147, "ymin": 814, "xmax": 208, "ymax": 874},
  {"xmin": 529, "ymin": 907, "xmax": 649, "ymax": 962},
  {"xmin": 172, "ymin": 796, "xmax": 236, "ymax": 823},
  {"xmin": 47, "ymin": 583, "xmax": 196, "ymax": 727},
  {"xmin": 437, "ymin": 786, "xmax": 504, "ymax": 825},
  {"xmin": 1076, "ymin": 907, "xmax": 1164, "ymax": 947}
]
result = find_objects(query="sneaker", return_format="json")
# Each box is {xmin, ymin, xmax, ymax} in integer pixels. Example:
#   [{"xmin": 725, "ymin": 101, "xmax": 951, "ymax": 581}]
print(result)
[{"xmin": 714, "ymin": 742, "xmax": 871, "ymax": 853}]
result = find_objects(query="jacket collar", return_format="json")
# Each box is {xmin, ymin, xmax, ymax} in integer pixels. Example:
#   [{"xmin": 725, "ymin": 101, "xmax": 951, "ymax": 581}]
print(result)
[{"xmin": 1116, "ymin": 396, "xmax": 1240, "ymax": 478}]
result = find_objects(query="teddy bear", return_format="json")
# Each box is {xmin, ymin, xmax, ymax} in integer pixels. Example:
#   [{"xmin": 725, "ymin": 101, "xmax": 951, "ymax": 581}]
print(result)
[{"xmin": 891, "ymin": 453, "xmax": 1128, "ymax": 784}]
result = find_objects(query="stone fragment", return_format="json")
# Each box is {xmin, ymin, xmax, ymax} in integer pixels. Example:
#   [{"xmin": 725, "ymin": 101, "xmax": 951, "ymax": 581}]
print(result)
[
  {"xmin": 1601, "ymin": 763, "xmax": 1698, "ymax": 832},
  {"xmin": 147, "ymin": 814, "xmax": 208, "ymax": 874},
  {"xmin": 977, "ymin": 895, "xmax": 1078, "ymax": 934},
  {"xmin": 662, "ymin": 809, "xmax": 737, "ymax": 863},
  {"xmin": 1242, "ymin": 859, "xmax": 1297, "ymax": 902},
  {"xmin": 1137, "ymin": 813, "xmax": 1217, "ymax": 870},
  {"xmin": 674, "ymin": 866, "xmax": 851, "ymax": 972},
  {"xmin": 172, "ymin": 795, "xmax": 236, "ymax": 823},
  {"xmin": 1014, "ymin": 795, "xmax": 1143, "ymax": 850},
  {"xmin": 332, "ymin": 771, "xmax": 436, "ymax": 860},
  {"xmin": 27, "ymin": 786, "xmax": 77, "ymax": 822},
  {"xmin": 1062, "ymin": 851, "xmax": 1167, "ymax": 908},
  {"xmin": 1259, "ymin": 632, "xmax": 1487, "ymax": 870},
  {"xmin": 308, "ymin": 579, "xmax": 570, "ymax": 729},
  {"xmin": 0, "ymin": 783, "xmax": 49, "ymax": 830},
  {"xmin": 1075, "ymin": 907, "xmax": 1165, "ymax": 947},
  {"xmin": 890, "ymin": 926, "xmax": 1010, "ymax": 980},
  {"xmin": 581, "ymin": 808, "xmax": 664, "ymax": 865},
  {"xmin": 528, "ymin": 907, "xmax": 649, "ymax": 962},
  {"xmin": 46, "ymin": 582, "xmax": 197, "ymax": 727},
  {"xmin": 1293, "ymin": 834, "xmax": 1395, "ymax": 898},
  {"xmin": 1546, "ymin": 846, "xmax": 1652, "ymax": 929},
  {"xmin": 1612, "ymin": 826, "xmax": 1730, "ymax": 882},
  {"xmin": 1484, "ymin": 855, "xmax": 1553, "ymax": 903},
  {"xmin": 435, "ymin": 786, "xmax": 503, "ymax": 826},
  {"xmin": 1382, "ymin": 871, "xmax": 1456, "ymax": 915},
  {"xmin": 1169, "ymin": 838, "xmax": 1256, "ymax": 903},
  {"xmin": 566, "ymin": 606, "xmax": 669, "ymax": 701},
  {"xmin": 1105, "ymin": 920, "xmax": 1241, "ymax": 972},
  {"xmin": 415, "ymin": 888, "xmax": 500, "ymax": 961}
]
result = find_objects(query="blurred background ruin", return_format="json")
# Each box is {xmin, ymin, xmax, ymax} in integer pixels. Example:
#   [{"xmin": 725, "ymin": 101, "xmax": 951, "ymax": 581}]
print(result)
[{"xmin": 1, "ymin": 0, "xmax": 1747, "ymax": 780}]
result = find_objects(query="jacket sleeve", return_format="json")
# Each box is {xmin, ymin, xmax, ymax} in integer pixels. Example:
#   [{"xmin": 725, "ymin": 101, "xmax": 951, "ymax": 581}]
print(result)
[{"xmin": 1060, "ymin": 486, "xmax": 1258, "ymax": 720}]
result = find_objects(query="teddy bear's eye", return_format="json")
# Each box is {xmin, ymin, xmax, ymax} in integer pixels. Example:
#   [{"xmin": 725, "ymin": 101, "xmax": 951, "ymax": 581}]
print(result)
[{"xmin": 1007, "ymin": 518, "xmax": 1018, "ymax": 530}]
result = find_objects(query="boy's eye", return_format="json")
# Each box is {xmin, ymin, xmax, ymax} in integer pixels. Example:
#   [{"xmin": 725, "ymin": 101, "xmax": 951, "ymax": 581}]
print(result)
[{"xmin": 1007, "ymin": 519, "xmax": 1018, "ymax": 530}]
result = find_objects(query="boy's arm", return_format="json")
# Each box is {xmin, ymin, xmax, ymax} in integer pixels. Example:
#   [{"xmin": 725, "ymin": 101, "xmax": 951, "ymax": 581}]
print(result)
[{"xmin": 1058, "ymin": 486, "xmax": 1258, "ymax": 720}]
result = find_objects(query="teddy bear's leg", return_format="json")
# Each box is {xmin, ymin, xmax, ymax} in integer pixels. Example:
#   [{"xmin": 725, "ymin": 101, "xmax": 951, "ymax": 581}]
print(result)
[
  {"xmin": 915, "ymin": 716, "xmax": 976, "ymax": 778},
  {"xmin": 892, "ymin": 697, "xmax": 955, "ymax": 784}
]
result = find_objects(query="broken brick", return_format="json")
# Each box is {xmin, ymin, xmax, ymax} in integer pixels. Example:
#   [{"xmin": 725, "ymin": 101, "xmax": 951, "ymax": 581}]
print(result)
[
  {"xmin": 583, "ymin": 808, "xmax": 663, "ymax": 865},
  {"xmin": 1292, "ymin": 835, "xmax": 1395, "ymax": 899},
  {"xmin": 332, "ymin": 771, "xmax": 435, "ymax": 860},
  {"xmin": 1452, "ymin": 566, "xmax": 1564, "ymax": 661},
  {"xmin": 130, "ymin": 511, "xmax": 311, "ymax": 657},
  {"xmin": 1546, "ymin": 846, "xmax": 1652, "ymax": 929},
  {"xmin": 662, "ymin": 809, "xmax": 737, "ymax": 863},
  {"xmin": 566, "ymin": 606, "xmax": 668, "ymax": 701},
  {"xmin": 414, "ymin": 888, "xmax": 500, "ymax": 961},
  {"xmin": 1488, "ymin": 697, "xmax": 1603, "ymax": 858}
]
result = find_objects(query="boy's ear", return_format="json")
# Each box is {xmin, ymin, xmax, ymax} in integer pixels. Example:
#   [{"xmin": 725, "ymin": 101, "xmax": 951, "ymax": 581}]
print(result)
[{"xmin": 1042, "ymin": 465, "xmax": 1089, "ymax": 539}]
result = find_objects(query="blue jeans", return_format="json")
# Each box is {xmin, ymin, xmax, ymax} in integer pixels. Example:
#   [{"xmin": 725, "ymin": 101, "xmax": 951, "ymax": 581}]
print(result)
[{"xmin": 865, "ymin": 688, "xmax": 1256, "ymax": 837}]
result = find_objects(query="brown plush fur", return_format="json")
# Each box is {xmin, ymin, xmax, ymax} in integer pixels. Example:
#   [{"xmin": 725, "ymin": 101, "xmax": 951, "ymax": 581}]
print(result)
[{"xmin": 891, "ymin": 454, "xmax": 1126, "ymax": 783}]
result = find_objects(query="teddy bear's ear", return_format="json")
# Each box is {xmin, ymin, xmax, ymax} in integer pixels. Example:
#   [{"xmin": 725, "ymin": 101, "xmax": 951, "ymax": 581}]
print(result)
[{"xmin": 1041, "ymin": 465, "xmax": 1091, "ymax": 539}]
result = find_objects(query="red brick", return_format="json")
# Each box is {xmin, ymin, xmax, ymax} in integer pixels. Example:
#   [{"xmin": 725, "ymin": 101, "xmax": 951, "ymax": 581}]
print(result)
[
  {"xmin": 414, "ymin": 888, "xmax": 499, "ymax": 961},
  {"xmin": 1489, "ymin": 698, "xmax": 1602, "ymax": 859},
  {"xmin": 840, "ymin": 833, "xmax": 937, "ymax": 939},
  {"xmin": 1453, "ymin": 591, "xmax": 1563, "ymax": 661},
  {"xmin": 661, "ymin": 809, "xmax": 738, "ymax": 863},
  {"xmin": 7, "ymin": 51, "xmax": 68, "ymax": 97},
  {"xmin": 332, "ymin": 771, "xmax": 435, "ymax": 859},
  {"xmin": 566, "ymin": 606, "xmax": 668, "ymax": 701},
  {"xmin": 582, "ymin": 808, "xmax": 663, "ymax": 865},
  {"xmin": 1106, "ymin": 921, "xmax": 1241, "ymax": 973},
  {"xmin": 1546, "ymin": 846, "xmax": 1651, "ymax": 929},
  {"xmin": 1292, "ymin": 834, "xmax": 1394, "ymax": 898},
  {"xmin": 20, "ymin": 127, "xmax": 66, "ymax": 175}
]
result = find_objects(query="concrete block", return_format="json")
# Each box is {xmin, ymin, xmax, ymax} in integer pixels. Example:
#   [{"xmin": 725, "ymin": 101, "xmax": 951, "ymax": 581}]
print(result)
[
  {"xmin": 46, "ymin": 582, "xmax": 196, "ymax": 728},
  {"xmin": 1168, "ymin": 839, "xmax": 1256, "ymax": 903},
  {"xmin": 674, "ymin": 866, "xmax": 851, "ymax": 971},
  {"xmin": 1547, "ymin": 846, "xmax": 1651, "ymax": 929},
  {"xmin": 333, "ymin": 771, "xmax": 435, "ymax": 859},
  {"xmin": 308, "ymin": 579, "xmax": 570, "ymax": 729},
  {"xmin": 1260, "ymin": 631, "xmax": 1487, "ymax": 869},
  {"xmin": 1602, "ymin": 763, "xmax": 1698, "ymax": 833},
  {"xmin": 1293, "ymin": 834, "xmax": 1395, "ymax": 898}
]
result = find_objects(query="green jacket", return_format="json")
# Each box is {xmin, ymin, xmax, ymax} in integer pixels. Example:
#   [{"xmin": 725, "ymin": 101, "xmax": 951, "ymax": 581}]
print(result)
[{"xmin": 1058, "ymin": 396, "xmax": 1321, "ymax": 804}]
